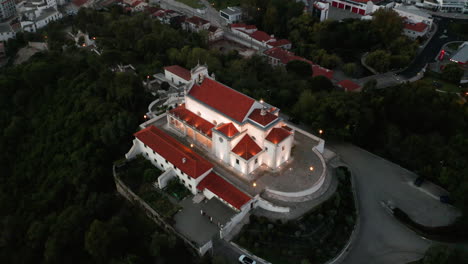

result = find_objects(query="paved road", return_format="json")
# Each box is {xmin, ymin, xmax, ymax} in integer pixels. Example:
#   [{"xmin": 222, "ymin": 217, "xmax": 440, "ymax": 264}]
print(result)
[
  {"xmin": 329, "ymin": 143, "xmax": 459, "ymax": 264},
  {"xmin": 399, "ymin": 16, "xmax": 462, "ymax": 79}
]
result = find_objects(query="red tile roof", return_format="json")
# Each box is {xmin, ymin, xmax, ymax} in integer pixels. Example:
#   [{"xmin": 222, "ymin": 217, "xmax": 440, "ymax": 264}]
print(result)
[
  {"xmin": 186, "ymin": 16, "xmax": 209, "ymax": 26},
  {"xmin": 264, "ymin": 47, "xmax": 312, "ymax": 65},
  {"xmin": 216, "ymin": 123, "xmax": 240, "ymax": 138},
  {"xmin": 404, "ymin": 22, "xmax": 428, "ymax": 33},
  {"xmin": 164, "ymin": 65, "xmax": 191, "ymax": 81},
  {"xmin": 188, "ymin": 78, "xmax": 255, "ymax": 123},
  {"xmin": 169, "ymin": 104, "xmax": 215, "ymax": 137},
  {"xmin": 208, "ymin": 25, "xmax": 219, "ymax": 33},
  {"xmin": 312, "ymin": 65, "xmax": 334, "ymax": 79},
  {"xmin": 338, "ymin": 80, "xmax": 361, "ymax": 92},
  {"xmin": 248, "ymin": 108, "xmax": 278, "ymax": 127},
  {"xmin": 72, "ymin": 0, "xmax": 88, "ymax": 6},
  {"xmin": 268, "ymin": 39, "xmax": 291, "ymax": 47},
  {"xmin": 231, "ymin": 134, "xmax": 262, "ymax": 160},
  {"xmin": 134, "ymin": 126, "xmax": 213, "ymax": 179},
  {"xmin": 131, "ymin": 0, "xmax": 142, "ymax": 7},
  {"xmin": 250, "ymin": 31, "xmax": 273, "ymax": 42},
  {"xmin": 197, "ymin": 172, "xmax": 251, "ymax": 210},
  {"xmin": 265, "ymin": 127, "xmax": 291, "ymax": 144},
  {"xmin": 230, "ymin": 23, "xmax": 257, "ymax": 30}
]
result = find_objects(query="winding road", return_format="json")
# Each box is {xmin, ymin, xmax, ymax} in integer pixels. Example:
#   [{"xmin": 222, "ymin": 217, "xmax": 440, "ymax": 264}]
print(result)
[{"xmin": 329, "ymin": 143, "xmax": 459, "ymax": 264}]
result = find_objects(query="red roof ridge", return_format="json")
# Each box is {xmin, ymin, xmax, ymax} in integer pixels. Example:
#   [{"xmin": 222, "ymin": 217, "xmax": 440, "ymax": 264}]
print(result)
[
  {"xmin": 216, "ymin": 123, "xmax": 240, "ymax": 137},
  {"xmin": 188, "ymin": 78, "xmax": 255, "ymax": 123},
  {"xmin": 338, "ymin": 79, "xmax": 361, "ymax": 91},
  {"xmin": 164, "ymin": 65, "xmax": 191, "ymax": 81},
  {"xmin": 231, "ymin": 134, "xmax": 262, "ymax": 160},
  {"xmin": 265, "ymin": 127, "xmax": 291, "ymax": 144},
  {"xmin": 197, "ymin": 172, "xmax": 251, "ymax": 210},
  {"xmin": 134, "ymin": 126, "xmax": 213, "ymax": 178},
  {"xmin": 248, "ymin": 108, "xmax": 278, "ymax": 127}
]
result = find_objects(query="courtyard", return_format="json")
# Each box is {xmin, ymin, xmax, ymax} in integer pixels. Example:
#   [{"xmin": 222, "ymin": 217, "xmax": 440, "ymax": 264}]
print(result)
[{"xmin": 174, "ymin": 195, "xmax": 236, "ymax": 246}]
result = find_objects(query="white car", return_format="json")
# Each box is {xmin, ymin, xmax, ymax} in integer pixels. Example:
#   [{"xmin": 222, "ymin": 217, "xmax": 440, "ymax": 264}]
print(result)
[{"xmin": 238, "ymin": 255, "xmax": 256, "ymax": 264}]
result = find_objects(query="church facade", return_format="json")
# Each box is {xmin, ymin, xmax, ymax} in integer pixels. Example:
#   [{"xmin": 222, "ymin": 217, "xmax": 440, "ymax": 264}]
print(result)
[{"xmin": 165, "ymin": 64, "xmax": 294, "ymax": 176}]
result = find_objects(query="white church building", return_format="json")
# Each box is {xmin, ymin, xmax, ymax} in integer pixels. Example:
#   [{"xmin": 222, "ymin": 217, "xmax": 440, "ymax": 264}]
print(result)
[{"xmin": 165, "ymin": 64, "xmax": 294, "ymax": 176}]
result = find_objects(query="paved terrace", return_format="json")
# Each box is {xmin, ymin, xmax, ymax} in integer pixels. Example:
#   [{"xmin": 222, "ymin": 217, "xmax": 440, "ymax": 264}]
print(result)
[
  {"xmin": 149, "ymin": 117, "xmax": 324, "ymax": 198},
  {"xmin": 174, "ymin": 196, "xmax": 236, "ymax": 246}
]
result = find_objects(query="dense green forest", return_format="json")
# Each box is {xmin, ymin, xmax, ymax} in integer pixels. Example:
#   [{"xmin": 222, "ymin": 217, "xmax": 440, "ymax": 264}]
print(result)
[
  {"xmin": 0, "ymin": 5, "xmax": 467, "ymax": 264},
  {"xmin": 0, "ymin": 8, "xmax": 217, "ymax": 264}
]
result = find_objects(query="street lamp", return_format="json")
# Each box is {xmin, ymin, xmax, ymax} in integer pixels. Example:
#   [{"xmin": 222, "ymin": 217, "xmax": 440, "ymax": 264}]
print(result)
[
  {"xmin": 253, "ymin": 182, "xmax": 257, "ymax": 187},
  {"xmin": 319, "ymin": 129, "xmax": 323, "ymax": 135},
  {"xmin": 309, "ymin": 166, "xmax": 314, "ymax": 171}
]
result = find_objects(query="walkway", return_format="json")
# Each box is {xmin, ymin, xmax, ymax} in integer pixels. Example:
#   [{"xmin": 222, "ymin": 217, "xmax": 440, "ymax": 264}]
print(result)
[{"xmin": 329, "ymin": 143, "xmax": 460, "ymax": 264}]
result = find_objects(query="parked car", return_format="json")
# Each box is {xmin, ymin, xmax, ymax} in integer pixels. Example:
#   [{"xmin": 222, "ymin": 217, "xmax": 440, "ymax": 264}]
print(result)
[
  {"xmin": 413, "ymin": 176, "xmax": 425, "ymax": 187},
  {"xmin": 239, "ymin": 255, "xmax": 256, "ymax": 264}
]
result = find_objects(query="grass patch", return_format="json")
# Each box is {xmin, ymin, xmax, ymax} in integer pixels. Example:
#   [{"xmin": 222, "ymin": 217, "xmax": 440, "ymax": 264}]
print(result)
[
  {"xmin": 118, "ymin": 155, "xmax": 180, "ymax": 219},
  {"xmin": 417, "ymin": 73, "xmax": 462, "ymax": 93},
  {"xmin": 164, "ymin": 179, "xmax": 191, "ymax": 201},
  {"xmin": 234, "ymin": 167, "xmax": 356, "ymax": 264},
  {"xmin": 175, "ymin": 0, "xmax": 204, "ymax": 9}
]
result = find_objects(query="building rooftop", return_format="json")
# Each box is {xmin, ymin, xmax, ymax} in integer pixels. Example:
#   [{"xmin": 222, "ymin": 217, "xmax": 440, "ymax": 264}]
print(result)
[
  {"xmin": 394, "ymin": 4, "xmax": 431, "ymax": 19},
  {"xmin": 0, "ymin": 23, "xmax": 12, "ymax": 34},
  {"xmin": 220, "ymin": 6, "xmax": 242, "ymax": 15},
  {"xmin": 338, "ymin": 79, "xmax": 361, "ymax": 91},
  {"xmin": 231, "ymin": 134, "xmax": 262, "ymax": 160},
  {"xmin": 268, "ymin": 39, "xmax": 291, "ymax": 47},
  {"xmin": 248, "ymin": 108, "xmax": 278, "ymax": 127},
  {"xmin": 164, "ymin": 65, "xmax": 191, "ymax": 81},
  {"xmin": 134, "ymin": 126, "xmax": 213, "ymax": 179},
  {"xmin": 404, "ymin": 21, "xmax": 428, "ymax": 32},
  {"xmin": 188, "ymin": 78, "xmax": 256, "ymax": 123},
  {"xmin": 451, "ymin": 43, "xmax": 468, "ymax": 64},
  {"xmin": 265, "ymin": 127, "xmax": 291, "ymax": 144},
  {"xmin": 250, "ymin": 30, "xmax": 273, "ymax": 42},
  {"xmin": 216, "ymin": 123, "xmax": 240, "ymax": 138},
  {"xmin": 169, "ymin": 104, "xmax": 215, "ymax": 138},
  {"xmin": 197, "ymin": 171, "xmax": 251, "ymax": 210},
  {"xmin": 312, "ymin": 65, "xmax": 334, "ymax": 79},
  {"xmin": 185, "ymin": 16, "xmax": 209, "ymax": 26}
]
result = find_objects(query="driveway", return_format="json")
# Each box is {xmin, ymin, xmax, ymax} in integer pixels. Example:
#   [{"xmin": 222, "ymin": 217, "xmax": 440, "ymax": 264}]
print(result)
[{"xmin": 329, "ymin": 143, "xmax": 459, "ymax": 264}]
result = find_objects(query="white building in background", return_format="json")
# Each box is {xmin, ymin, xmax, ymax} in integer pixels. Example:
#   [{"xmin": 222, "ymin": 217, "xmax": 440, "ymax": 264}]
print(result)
[
  {"xmin": 17, "ymin": 0, "xmax": 62, "ymax": 32},
  {"xmin": 0, "ymin": 0, "xmax": 16, "ymax": 21},
  {"xmin": 0, "ymin": 22, "xmax": 15, "ymax": 41},
  {"xmin": 311, "ymin": 1, "xmax": 330, "ymax": 21},
  {"xmin": 165, "ymin": 64, "xmax": 294, "ymax": 176},
  {"xmin": 423, "ymin": 0, "xmax": 468, "ymax": 13},
  {"xmin": 219, "ymin": 6, "xmax": 242, "ymax": 24},
  {"xmin": 393, "ymin": 4, "xmax": 433, "ymax": 27}
]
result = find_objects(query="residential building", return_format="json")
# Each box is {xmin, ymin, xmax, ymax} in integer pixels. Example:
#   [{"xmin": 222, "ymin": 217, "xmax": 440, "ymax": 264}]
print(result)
[
  {"xmin": 0, "ymin": 21, "xmax": 15, "ymax": 41},
  {"xmin": 164, "ymin": 64, "xmax": 295, "ymax": 176},
  {"xmin": 312, "ymin": 1, "xmax": 330, "ymax": 21},
  {"xmin": 423, "ymin": 0, "xmax": 468, "ymax": 13},
  {"xmin": 403, "ymin": 21, "xmax": 429, "ymax": 39},
  {"xmin": 450, "ymin": 42, "xmax": 468, "ymax": 65},
  {"xmin": 263, "ymin": 47, "xmax": 334, "ymax": 79},
  {"xmin": 219, "ymin": 6, "xmax": 242, "ymax": 24},
  {"xmin": 183, "ymin": 16, "xmax": 224, "ymax": 42},
  {"xmin": 230, "ymin": 23, "xmax": 292, "ymax": 50},
  {"xmin": 393, "ymin": 3, "xmax": 433, "ymax": 27},
  {"xmin": 326, "ymin": 0, "xmax": 382, "ymax": 15},
  {"xmin": 17, "ymin": 0, "xmax": 62, "ymax": 32},
  {"xmin": 0, "ymin": 0, "xmax": 16, "ymax": 21},
  {"xmin": 338, "ymin": 79, "xmax": 362, "ymax": 92}
]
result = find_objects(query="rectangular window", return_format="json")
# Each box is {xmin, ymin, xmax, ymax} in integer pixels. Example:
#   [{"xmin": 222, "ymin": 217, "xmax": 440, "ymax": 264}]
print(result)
[
  {"xmin": 236, "ymin": 159, "xmax": 239, "ymax": 165},
  {"xmin": 255, "ymin": 158, "xmax": 258, "ymax": 164},
  {"xmin": 165, "ymin": 159, "xmax": 168, "ymax": 164},
  {"xmin": 160, "ymin": 164, "xmax": 164, "ymax": 168},
  {"xmin": 282, "ymin": 146, "xmax": 285, "ymax": 151},
  {"xmin": 182, "ymin": 179, "xmax": 185, "ymax": 183},
  {"xmin": 153, "ymin": 150, "xmax": 155, "ymax": 154},
  {"xmin": 144, "ymin": 144, "xmax": 147, "ymax": 148},
  {"xmin": 189, "ymin": 184, "xmax": 192, "ymax": 188}
]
